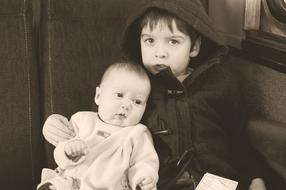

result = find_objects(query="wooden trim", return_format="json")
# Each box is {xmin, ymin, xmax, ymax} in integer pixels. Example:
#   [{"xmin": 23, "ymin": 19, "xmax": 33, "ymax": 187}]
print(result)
[
  {"xmin": 230, "ymin": 31, "xmax": 286, "ymax": 73},
  {"xmin": 265, "ymin": 0, "xmax": 286, "ymax": 23},
  {"xmin": 244, "ymin": 0, "xmax": 262, "ymax": 30}
]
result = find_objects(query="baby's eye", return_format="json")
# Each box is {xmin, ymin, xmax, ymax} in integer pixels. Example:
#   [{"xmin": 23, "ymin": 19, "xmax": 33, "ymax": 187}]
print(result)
[
  {"xmin": 134, "ymin": 99, "xmax": 143, "ymax": 105},
  {"xmin": 169, "ymin": 39, "xmax": 179, "ymax": 45},
  {"xmin": 115, "ymin": 93, "xmax": 124, "ymax": 98}
]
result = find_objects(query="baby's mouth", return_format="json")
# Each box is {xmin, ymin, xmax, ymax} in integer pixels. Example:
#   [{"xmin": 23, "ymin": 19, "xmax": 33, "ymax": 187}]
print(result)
[{"xmin": 116, "ymin": 113, "xmax": 126, "ymax": 120}]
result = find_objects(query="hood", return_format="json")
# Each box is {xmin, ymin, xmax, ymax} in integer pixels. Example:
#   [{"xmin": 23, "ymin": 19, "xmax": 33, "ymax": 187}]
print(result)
[{"xmin": 121, "ymin": 0, "xmax": 228, "ymax": 67}]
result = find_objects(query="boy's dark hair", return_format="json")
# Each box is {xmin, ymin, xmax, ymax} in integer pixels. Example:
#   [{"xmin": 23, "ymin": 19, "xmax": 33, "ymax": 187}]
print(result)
[
  {"xmin": 139, "ymin": 8, "xmax": 199, "ymax": 45},
  {"xmin": 100, "ymin": 60, "xmax": 150, "ymax": 85},
  {"xmin": 123, "ymin": 6, "xmax": 221, "ymax": 68},
  {"xmin": 123, "ymin": 7, "xmax": 201, "ymax": 65}
]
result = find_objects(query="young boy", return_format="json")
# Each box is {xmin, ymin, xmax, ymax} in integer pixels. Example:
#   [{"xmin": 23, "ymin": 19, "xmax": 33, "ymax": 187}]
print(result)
[
  {"xmin": 122, "ymin": 1, "xmax": 267, "ymax": 190},
  {"xmin": 38, "ymin": 61, "xmax": 159, "ymax": 190},
  {"xmin": 43, "ymin": 0, "xmax": 267, "ymax": 189}
]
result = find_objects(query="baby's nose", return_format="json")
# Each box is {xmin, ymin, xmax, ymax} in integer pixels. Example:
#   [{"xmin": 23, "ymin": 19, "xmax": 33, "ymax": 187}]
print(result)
[{"xmin": 121, "ymin": 100, "xmax": 131, "ymax": 110}]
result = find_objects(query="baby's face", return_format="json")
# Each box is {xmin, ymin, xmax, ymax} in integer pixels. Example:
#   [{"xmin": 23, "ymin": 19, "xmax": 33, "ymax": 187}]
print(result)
[
  {"xmin": 95, "ymin": 70, "xmax": 150, "ymax": 127},
  {"xmin": 140, "ymin": 20, "xmax": 194, "ymax": 79}
]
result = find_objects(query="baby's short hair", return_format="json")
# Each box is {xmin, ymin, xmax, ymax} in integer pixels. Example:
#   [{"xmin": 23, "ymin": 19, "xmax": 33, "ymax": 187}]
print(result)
[{"xmin": 100, "ymin": 60, "xmax": 150, "ymax": 85}]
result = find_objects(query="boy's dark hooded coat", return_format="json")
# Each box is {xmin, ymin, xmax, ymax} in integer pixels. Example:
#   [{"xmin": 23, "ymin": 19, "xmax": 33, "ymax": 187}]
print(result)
[{"xmin": 122, "ymin": 0, "xmax": 250, "ymax": 189}]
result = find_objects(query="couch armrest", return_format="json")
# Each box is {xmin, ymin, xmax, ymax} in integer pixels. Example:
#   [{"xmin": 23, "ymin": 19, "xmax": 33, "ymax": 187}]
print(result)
[{"xmin": 247, "ymin": 119, "xmax": 286, "ymax": 181}]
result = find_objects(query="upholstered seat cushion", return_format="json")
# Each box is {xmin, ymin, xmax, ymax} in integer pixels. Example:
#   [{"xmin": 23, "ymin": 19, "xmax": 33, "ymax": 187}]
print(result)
[{"xmin": 247, "ymin": 119, "xmax": 286, "ymax": 181}]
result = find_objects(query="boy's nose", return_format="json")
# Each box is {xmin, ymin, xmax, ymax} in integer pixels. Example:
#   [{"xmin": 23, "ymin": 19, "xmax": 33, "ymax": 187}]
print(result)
[
  {"xmin": 155, "ymin": 43, "xmax": 167, "ymax": 58},
  {"xmin": 155, "ymin": 53, "xmax": 166, "ymax": 59}
]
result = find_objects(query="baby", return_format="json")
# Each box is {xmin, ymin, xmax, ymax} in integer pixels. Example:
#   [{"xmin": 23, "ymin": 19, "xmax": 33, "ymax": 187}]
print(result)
[{"xmin": 38, "ymin": 61, "xmax": 159, "ymax": 190}]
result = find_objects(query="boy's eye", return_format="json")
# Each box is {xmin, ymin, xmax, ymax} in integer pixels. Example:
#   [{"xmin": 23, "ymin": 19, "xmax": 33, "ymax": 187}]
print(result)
[
  {"xmin": 169, "ymin": 39, "xmax": 179, "ymax": 45},
  {"xmin": 115, "ymin": 93, "xmax": 123, "ymax": 98},
  {"xmin": 134, "ymin": 99, "xmax": 142, "ymax": 105},
  {"xmin": 144, "ymin": 38, "xmax": 154, "ymax": 45}
]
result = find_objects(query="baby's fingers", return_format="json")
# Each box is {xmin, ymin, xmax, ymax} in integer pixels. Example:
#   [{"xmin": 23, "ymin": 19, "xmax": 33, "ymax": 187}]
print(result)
[
  {"xmin": 141, "ymin": 177, "xmax": 152, "ymax": 184},
  {"xmin": 73, "ymin": 141, "xmax": 89, "ymax": 155},
  {"xmin": 140, "ymin": 182, "xmax": 155, "ymax": 190},
  {"xmin": 138, "ymin": 177, "xmax": 155, "ymax": 190},
  {"xmin": 49, "ymin": 185, "xmax": 56, "ymax": 190},
  {"xmin": 65, "ymin": 140, "xmax": 88, "ymax": 158}
]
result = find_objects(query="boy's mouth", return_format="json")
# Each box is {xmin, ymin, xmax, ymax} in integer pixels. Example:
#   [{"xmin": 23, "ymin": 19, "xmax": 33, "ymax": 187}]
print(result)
[{"xmin": 153, "ymin": 64, "xmax": 169, "ymax": 72}]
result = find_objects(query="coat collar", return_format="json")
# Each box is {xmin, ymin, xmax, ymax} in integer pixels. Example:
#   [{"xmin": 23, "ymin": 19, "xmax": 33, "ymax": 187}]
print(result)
[
  {"xmin": 151, "ymin": 56, "xmax": 221, "ymax": 96},
  {"xmin": 153, "ymin": 67, "xmax": 184, "ymax": 92}
]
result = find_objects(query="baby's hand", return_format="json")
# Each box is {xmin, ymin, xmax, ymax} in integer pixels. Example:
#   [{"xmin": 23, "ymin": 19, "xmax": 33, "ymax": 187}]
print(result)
[
  {"xmin": 64, "ymin": 139, "xmax": 88, "ymax": 162},
  {"xmin": 137, "ymin": 176, "xmax": 156, "ymax": 190},
  {"xmin": 43, "ymin": 114, "xmax": 76, "ymax": 146}
]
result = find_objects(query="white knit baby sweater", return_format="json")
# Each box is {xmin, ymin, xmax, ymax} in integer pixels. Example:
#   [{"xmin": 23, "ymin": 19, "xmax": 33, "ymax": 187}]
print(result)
[{"xmin": 54, "ymin": 111, "xmax": 159, "ymax": 190}]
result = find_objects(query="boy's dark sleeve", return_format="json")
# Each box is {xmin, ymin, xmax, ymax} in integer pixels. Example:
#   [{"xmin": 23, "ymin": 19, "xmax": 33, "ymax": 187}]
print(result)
[
  {"xmin": 216, "ymin": 62, "xmax": 271, "ymax": 189},
  {"xmin": 189, "ymin": 63, "xmax": 252, "ymax": 189}
]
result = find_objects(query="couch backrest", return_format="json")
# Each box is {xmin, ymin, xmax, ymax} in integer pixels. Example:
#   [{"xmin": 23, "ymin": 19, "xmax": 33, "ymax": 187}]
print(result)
[
  {"xmin": 229, "ymin": 56, "xmax": 286, "ymax": 124},
  {"xmin": 0, "ymin": 0, "xmax": 43, "ymax": 189}
]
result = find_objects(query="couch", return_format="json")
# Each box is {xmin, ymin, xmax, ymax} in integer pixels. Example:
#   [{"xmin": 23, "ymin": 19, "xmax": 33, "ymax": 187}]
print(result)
[{"xmin": 0, "ymin": 0, "xmax": 285, "ymax": 189}]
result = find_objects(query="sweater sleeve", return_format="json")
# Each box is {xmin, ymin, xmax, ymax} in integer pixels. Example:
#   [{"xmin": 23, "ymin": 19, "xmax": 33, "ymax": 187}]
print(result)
[
  {"xmin": 53, "ymin": 112, "xmax": 88, "ymax": 169},
  {"xmin": 128, "ymin": 126, "xmax": 159, "ymax": 190}
]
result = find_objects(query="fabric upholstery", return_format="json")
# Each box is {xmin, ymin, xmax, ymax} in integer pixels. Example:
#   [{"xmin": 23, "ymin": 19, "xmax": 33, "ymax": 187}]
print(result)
[
  {"xmin": 248, "ymin": 119, "xmax": 286, "ymax": 181},
  {"xmin": 0, "ymin": 0, "xmax": 43, "ymax": 189},
  {"xmin": 229, "ymin": 56, "xmax": 286, "ymax": 123}
]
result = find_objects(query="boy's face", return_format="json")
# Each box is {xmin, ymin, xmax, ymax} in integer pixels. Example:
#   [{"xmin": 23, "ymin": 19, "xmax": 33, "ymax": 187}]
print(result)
[
  {"xmin": 94, "ymin": 70, "xmax": 150, "ymax": 127},
  {"xmin": 140, "ymin": 20, "xmax": 200, "ymax": 79}
]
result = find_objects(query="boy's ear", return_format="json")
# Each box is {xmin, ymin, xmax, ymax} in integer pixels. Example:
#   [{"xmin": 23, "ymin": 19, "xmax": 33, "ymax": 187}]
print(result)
[
  {"xmin": 94, "ymin": 87, "xmax": 101, "ymax": 105},
  {"xmin": 190, "ymin": 36, "xmax": 201, "ymax": 58}
]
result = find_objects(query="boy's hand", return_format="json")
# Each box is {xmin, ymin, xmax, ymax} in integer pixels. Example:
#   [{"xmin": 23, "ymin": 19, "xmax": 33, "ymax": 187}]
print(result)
[
  {"xmin": 64, "ymin": 139, "xmax": 89, "ymax": 162},
  {"xmin": 43, "ymin": 114, "xmax": 76, "ymax": 146},
  {"xmin": 137, "ymin": 176, "xmax": 156, "ymax": 190},
  {"xmin": 249, "ymin": 178, "xmax": 267, "ymax": 190}
]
